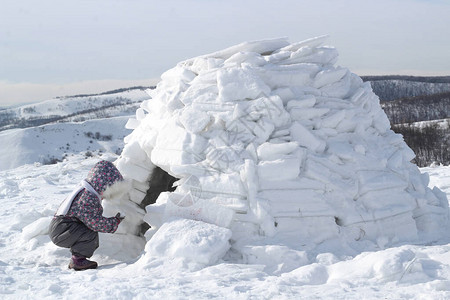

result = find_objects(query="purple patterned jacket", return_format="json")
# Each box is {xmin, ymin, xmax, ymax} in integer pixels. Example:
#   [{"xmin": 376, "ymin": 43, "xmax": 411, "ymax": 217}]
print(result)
[{"xmin": 65, "ymin": 160, "xmax": 123, "ymax": 233}]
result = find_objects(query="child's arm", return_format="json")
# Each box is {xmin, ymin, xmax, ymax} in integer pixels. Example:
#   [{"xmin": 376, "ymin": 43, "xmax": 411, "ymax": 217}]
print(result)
[{"xmin": 76, "ymin": 193, "xmax": 122, "ymax": 233}]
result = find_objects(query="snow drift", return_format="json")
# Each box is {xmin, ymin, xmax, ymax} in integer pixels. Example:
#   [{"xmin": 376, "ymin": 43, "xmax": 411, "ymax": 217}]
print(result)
[{"xmin": 108, "ymin": 36, "xmax": 449, "ymax": 265}]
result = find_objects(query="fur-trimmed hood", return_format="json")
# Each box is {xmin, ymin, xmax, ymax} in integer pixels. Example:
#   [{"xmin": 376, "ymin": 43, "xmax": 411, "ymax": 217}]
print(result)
[{"xmin": 86, "ymin": 160, "xmax": 124, "ymax": 195}]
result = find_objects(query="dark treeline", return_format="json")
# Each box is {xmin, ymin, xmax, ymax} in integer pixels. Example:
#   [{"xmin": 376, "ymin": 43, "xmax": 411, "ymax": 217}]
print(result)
[
  {"xmin": 392, "ymin": 122, "xmax": 450, "ymax": 167},
  {"xmin": 380, "ymin": 90, "xmax": 450, "ymax": 166},
  {"xmin": 381, "ymin": 92, "xmax": 450, "ymax": 124},
  {"xmin": 56, "ymin": 86, "xmax": 155, "ymax": 99},
  {"xmin": 361, "ymin": 75, "xmax": 450, "ymax": 83}
]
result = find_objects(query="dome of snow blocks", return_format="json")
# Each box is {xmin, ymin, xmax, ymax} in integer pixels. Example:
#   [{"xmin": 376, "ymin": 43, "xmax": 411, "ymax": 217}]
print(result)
[{"xmin": 114, "ymin": 36, "xmax": 449, "ymax": 250}]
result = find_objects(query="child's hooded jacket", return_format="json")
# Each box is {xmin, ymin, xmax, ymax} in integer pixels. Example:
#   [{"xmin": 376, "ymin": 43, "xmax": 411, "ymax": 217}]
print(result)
[{"xmin": 63, "ymin": 160, "xmax": 125, "ymax": 233}]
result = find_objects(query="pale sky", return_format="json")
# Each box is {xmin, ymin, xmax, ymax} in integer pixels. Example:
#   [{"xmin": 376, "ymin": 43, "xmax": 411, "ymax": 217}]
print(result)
[{"xmin": 1, "ymin": 0, "xmax": 449, "ymax": 107}]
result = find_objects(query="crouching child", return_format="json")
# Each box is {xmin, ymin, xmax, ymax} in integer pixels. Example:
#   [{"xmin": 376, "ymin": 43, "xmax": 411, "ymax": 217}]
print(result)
[{"xmin": 49, "ymin": 160, "xmax": 129, "ymax": 271}]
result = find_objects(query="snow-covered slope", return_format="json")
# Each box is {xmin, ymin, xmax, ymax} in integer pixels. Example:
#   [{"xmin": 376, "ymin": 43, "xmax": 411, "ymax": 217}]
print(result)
[
  {"xmin": 0, "ymin": 87, "xmax": 153, "ymax": 171},
  {"xmin": 0, "ymin": 116, "xmax": 131, "ymax": 171},
  {"xmin": 1, "ymin": 155, "xmax": 449, "ymax": 299},
  {"xmin": 0, "ymin": 88, "xmax": 151, "ymax": 131}
]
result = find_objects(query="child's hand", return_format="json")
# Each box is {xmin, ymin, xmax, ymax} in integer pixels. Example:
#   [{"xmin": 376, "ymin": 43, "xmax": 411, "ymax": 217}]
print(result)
[{"xmin": 115, "ymin": 212, "xmax": 125, "ymax": 222}]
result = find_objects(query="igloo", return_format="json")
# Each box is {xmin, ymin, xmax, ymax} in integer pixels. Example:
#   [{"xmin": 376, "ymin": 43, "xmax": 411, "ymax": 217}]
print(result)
[{"xmin": 106, "ymin": 36, "xmax": 448, "ymax": 260}]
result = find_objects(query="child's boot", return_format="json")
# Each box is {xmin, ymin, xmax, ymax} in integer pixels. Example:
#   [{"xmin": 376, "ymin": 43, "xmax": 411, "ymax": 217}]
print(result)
[{"xmin": 68, "ymin": 255, "xmax": 98, "ymax": 271}]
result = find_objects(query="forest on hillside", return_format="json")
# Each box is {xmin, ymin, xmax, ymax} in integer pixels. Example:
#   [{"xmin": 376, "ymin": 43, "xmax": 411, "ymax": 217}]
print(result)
[{"xmin": 377, "ymin": 86, "xmax": 450, "ymax": 167}]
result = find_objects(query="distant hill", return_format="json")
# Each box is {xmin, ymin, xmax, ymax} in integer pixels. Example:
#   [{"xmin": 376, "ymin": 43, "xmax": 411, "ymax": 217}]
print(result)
[
  {"xmin": 365, "ymin": 76, "xmax": 450, "ymax": 166},
  {"xmin": 0, "ymin": 87, "xmax": 153, "ymax": 131},
  {"xmin": 361, "ymin": 75, "xmax": 450, "ymax": 83},
  {"xmin": 361, "ymin": 75, "xmax": 450, "ymax": 101},
  {"xmin": 380, "ymin": 91, "xmax": 450, "ymax": 124},
  {"xmin": 0, "ymin": 116, "xmax": 131, "ymax": 170}
]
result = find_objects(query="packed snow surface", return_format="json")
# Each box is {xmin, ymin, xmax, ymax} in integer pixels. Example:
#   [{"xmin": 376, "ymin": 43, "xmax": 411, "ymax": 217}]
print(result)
[{"xmin": 0, "ymin": 155, "xmax": 450, "ymax": 299}]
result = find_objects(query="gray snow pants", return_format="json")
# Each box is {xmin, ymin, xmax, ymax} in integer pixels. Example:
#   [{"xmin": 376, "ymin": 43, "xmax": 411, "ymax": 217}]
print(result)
[{"xmin": 49, "ymin": 216, "xmax": 99, "ymax": 258}]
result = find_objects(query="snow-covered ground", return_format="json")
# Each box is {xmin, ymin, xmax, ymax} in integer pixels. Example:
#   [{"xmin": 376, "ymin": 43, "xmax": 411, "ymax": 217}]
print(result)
[{"xmin": 0, "ymin": 154, "xmax": 449, "ymax": 299}]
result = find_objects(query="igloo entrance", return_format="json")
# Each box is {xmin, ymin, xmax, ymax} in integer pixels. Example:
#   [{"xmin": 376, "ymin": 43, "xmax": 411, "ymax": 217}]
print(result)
[
  {"xmin": 108, "ymin": 36, "xmax": 448, "ymax": 258},
  {"xmin": 138, "ymin": 167, "xmax": 177, "ymax": 234}
]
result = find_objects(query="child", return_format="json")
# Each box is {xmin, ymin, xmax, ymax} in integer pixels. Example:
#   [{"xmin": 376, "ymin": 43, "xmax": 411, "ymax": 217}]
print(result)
[{"xmin": 49, "ymin": 160, "xmax": 128, "ymax": 271}]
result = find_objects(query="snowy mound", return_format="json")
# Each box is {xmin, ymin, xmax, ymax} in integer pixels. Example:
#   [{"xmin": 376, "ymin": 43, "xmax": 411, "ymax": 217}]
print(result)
[{"xmin": 111, "ymin": 36, "xmax": 448, "ymax": 261}]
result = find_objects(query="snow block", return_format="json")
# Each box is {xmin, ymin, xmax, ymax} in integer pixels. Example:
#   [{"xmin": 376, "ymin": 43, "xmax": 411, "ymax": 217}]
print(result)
[
  {"xmin": 290, "ymin": 122, "xmax": 326, "ymax": 153},
  {"xmin": 143, "ymin": 218, "xmax": 232, "ymax": 265}
]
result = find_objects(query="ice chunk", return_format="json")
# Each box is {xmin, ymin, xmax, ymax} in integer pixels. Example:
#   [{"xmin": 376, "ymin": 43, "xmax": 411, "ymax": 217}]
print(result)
[
  {"xmin": 217, "ymin": 67, "xmax": 271, "ymax": 101},
  {"xmin": 129, "ymin": 188, "xmax": 147, "ymax": 204},
  {"xmin": 205, "ymin": 37, "xmax": 289, "ymax": 59},
  {"xmin": 122, "ymin": 141, "xmax": 148, "ymax": 162},
  {"xmin": 290, "ymin": 122, "xmax": 326, "ymax": 153},
  {"xmin": 286, "ymin": 96, "xmax": 316, "ymax": 110},
  {"xmin": 257, "ymin": 142, "xmax": 299, "ymax": 161},
  {"xmin": 125, "ymin": 118, "xmax": 140, "ymax": 130},
  {"xmin": 224, "ymin": 52, "xmax": 266, "ymax": 67},
  {"xmin": 136, "ymin": 108, "xmax": 146, "ymax": 121},
  {"xmin": 358, "ymin": 188, "xmax": 416, "ymax": 212},
  {"xmin": 321, "ymin": 110, "xmax": 346, "ymax": 128},
  {"xmin": 313, "ymin": 67, "xmax": 348, "ymax": 89},
  {"xmin": 151, "ymin": 149, "xmax": 203, "ymax": 168},
  {"xmin": 290, "ymin": 108, "xmax": 330, "ymax": 121},
  {"xmin": 260, "ymin": 68, "xmax": 312, "ymax": 89},
  {"xmin": 271, "ymin": 87, "xmax": 295, "ymax": 104},
  {"xmin": 260, "ymin": 64, "xmax": 318, "ymax": 89},
  {"xmin": 21, "ymin": 216, "xmax": 52, "ymax": 240},
  {"xmin": 282, "ymin": 47, "xmax": 338, "ymax": 65},
  {"xmin": 198, "ymin": 173, "xmax": 246, "ymax": 197},
  {"xmin": 259, "ymin": 177, "xmax": 325, "ymax": 191},
  {"xmin": 275, "ymin": 216, "xmax": 339, "ymax": 244},
  {"xmin": 164, "ymin": 193, "xmax": 235, "ymax": 228},
  {"xmin": 357, "ymin": 171, "xmax": 408, "ymax": 195},
  {"xmin": 180, "ymin": 84, "xmax": 218, "ymax": 106},
  {"xmin": 143, "ymin": 218, "xmax": 232, "ymax": 265},
  {"xmin": 327, "ymin": 141, "xmax": 354, "ymax": 161},
  {"xmin": 240, "ymin": 245, "xmax": 309, "ymax": 275},
  {"xmin": 180, "ymin": 107, "xmax": 211, "ymax": 134},
  {"xmin": 277, "ymin": 35, "xmax": 329, "ymax": 53},
  {"xmin": 154, "ymin": 123, "xmax": 208, "ymax": 153},
  {"xmin": 260, "ymin": 189, "xmax": 334, "ymax": 217},
  {"xmin": 257, "ymin": 157, "xmax": 300, "ymax": 181},
  {"xmin": 161, "ymin": 67, "xmax": 196, "ymax": 84},
  {"xmin": 116, "ymin": 157, "xmax": 153, "ymax": 182}
]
